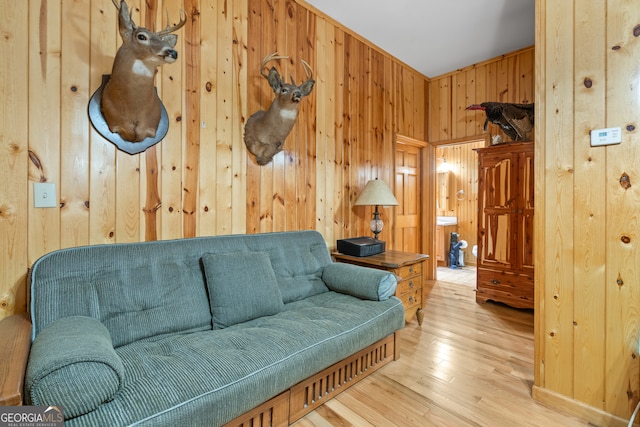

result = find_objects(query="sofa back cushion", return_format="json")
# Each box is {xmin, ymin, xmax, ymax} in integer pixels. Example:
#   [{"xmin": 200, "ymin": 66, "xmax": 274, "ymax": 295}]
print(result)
[
  {"xmin": 202, "ymin": 251, "xmax": 284, "ymax": 329},
  {"xmin": 30, "ymin": 231, "xmax": 331, "ymax": 345},
  {"xmin": 30, "ymin": 244, "xmax": 213, "ymax": 347}
]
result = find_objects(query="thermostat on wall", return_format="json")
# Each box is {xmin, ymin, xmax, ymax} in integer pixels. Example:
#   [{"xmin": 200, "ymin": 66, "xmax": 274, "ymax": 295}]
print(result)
[{"xmin": 590, "ymin": 127, "xmax": 621, "ymax": 146}]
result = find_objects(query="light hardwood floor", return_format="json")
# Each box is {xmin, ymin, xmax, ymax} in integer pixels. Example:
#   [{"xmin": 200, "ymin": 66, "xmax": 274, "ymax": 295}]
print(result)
[{"xmin": 291, "ymin": 273, "xmax": 596, "ymax": 427}]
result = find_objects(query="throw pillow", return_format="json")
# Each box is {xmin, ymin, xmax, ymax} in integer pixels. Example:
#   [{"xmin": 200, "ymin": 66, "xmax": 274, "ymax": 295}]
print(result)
[
  {"xmin": 202, "ymin": 251, "xmax": 284, "ymax": 329},
  {"xmin": 322, "ymin": 262, "xmax": 398, "ymax": 301}
]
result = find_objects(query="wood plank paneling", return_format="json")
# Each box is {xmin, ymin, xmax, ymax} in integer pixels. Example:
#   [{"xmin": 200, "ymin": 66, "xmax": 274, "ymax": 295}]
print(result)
[
  {"xmin": 533, "ymin": 0, "xmax": 640, "ymax": 423},
  {"xmin": 573, "ymin": 0, "xmax": 606, "ymax": 409},
  {"xmin": 0, "ymin": 1, "xmax": 29, "ymax": 316},
  {"xmin": 429, "ymin": 47, "xmax": 534, "ymax": 145},
  {"xmin": 1, "ymin": 0, "xmax": 430, "ymax": 321}
]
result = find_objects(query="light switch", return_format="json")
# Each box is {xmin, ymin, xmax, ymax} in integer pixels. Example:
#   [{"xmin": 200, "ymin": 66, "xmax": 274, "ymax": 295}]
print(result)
[{"xmin": 34, "ymin": 182, "xmax": 57, "ymax": 208}]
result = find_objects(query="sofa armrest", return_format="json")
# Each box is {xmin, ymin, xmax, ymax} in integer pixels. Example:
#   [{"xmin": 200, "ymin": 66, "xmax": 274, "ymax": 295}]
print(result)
[
  {"xmin": 322, "ymin": 262, "xmax": 397, "ymax": 301},
  {"xmin": 0, "ymin": 313, "xmax": 32, "ymax": 406},
  {"xmin": 25, "ymin": 316, "xmax": 125, "ymax": 418}
]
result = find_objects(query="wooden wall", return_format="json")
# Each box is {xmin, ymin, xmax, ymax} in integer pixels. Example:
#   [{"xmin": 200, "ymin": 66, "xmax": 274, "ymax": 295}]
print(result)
[
  {"xmin": 534, "ymin": 0, "xmax": 640, "ymax": 424},
  {"xmin": 429, "ymin": 47, "xmax": 534, "ymax": 144},
  {"xmin": 428, "ymin": 47, "xmax": 535, "ymax": 268},
  {"xmin": 0, "ymin": 0, "xmax": 429, "ymax": 320}
]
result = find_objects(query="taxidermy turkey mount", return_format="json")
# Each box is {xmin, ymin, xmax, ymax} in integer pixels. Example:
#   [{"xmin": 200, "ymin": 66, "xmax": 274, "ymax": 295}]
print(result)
[{"xmin": 466, "ymin": 102, "xmax": 534, "ymax": 142}]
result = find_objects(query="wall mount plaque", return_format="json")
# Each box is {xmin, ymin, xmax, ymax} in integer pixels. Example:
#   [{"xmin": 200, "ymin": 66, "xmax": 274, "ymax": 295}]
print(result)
[{"xmin": 88, "ymin": 75, "xmax": 169, "ymax": 155}]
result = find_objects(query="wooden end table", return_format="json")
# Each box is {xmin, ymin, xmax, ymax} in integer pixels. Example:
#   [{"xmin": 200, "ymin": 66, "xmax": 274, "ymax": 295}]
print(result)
[{"xmin": 331, "ymin": 250, "xmax": 429, "ymax": 325}]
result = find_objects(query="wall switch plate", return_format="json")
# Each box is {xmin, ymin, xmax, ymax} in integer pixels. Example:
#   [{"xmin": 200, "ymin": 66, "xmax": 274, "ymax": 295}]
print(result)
[
  {"xmin": 33, "ymin": 182, "xmax": 57, "ymax": 208},
  {"xmin": 590, "ymin": 127, "xmax": 622, "ymax": 146}
]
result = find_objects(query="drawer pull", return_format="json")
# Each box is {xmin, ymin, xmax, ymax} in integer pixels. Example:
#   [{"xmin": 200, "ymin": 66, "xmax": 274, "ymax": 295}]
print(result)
[
  {"xmin": 409, "ymin": 296, "xmax": 415, "ymax": 304},
  {"xmin": 408, "ymin": 280, "xmax": 414, "ymax": 288},
  {"xmin": 491, "ymin": 279, "xmax": 501, "ymax": 285},
  {"xmin": 409, "ymin": 266, "xmax": 414, "ymax": 274}
]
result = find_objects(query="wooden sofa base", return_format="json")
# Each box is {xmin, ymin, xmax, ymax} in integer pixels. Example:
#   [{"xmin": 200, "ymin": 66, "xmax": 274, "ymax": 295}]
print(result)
[{"xmin": 224, "ymin": 332, "xmax": 399, "ymax": 427}]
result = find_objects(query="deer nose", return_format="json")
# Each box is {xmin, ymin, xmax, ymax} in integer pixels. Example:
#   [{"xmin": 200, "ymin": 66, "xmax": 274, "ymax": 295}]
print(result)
[{"xmin": 166, "ymin": 49, "xmax": 178, "ymax": 60}]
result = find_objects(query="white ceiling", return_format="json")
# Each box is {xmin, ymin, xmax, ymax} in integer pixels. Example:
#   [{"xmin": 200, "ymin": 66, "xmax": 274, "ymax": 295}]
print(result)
[{"xmin": 304, "ymin": 0, "xmax": 535, "ymax": 78}]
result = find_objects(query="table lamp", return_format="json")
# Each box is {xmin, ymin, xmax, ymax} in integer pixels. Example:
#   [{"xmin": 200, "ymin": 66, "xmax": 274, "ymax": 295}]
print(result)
[{"xmin": 354, "ymin": 179, "xmax": 399, "ymax": 240}]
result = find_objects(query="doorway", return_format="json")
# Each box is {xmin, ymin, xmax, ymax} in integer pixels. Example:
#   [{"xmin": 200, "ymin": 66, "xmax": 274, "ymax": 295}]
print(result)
[{"xmin": 434, "ymin": 139, "xmax": 484, "ymax": 283}]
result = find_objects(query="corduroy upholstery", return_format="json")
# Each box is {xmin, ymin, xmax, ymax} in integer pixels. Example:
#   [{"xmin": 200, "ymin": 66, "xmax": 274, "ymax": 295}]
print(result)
[
  {"xmin": 26, "ymin": 316, "xmax": 124, "ymax": 418},
  {"xmin": 202, "ymin": 251, "xmax": 285, "ymax": 329},
  {"xmin": 322, "ymin": 262, "xmax": 398, "ymax": 301},
  {"xmin": 25, "ymin": 231, "xmax": 404, "ymax": 427}
]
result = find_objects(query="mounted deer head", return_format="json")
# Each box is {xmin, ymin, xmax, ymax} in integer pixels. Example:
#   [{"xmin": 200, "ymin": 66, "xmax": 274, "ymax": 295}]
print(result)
[
  {"xmin": 244, "ymin": 52, "xmax": 315, "ymax": 165},
  {"xmin": 100, "ymin": 0, "xmax": 186, "ymax": 143}
]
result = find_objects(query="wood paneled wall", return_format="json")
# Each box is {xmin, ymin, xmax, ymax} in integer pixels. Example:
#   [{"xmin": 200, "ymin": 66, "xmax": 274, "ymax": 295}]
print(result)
[
  {"xmin": 0, "ymin": 0, "xmax": 429, "ymax": 319},
  {"xmin": 428, "ymin": 47, "xmax": 535, "ymax": 268},
  {"xmin": 534, "ymin": 0, "xmax": 640, "ymax": 424},
  {"xmin": 429, "ymin": 47, "xmax": 534, "ymax": 144}
]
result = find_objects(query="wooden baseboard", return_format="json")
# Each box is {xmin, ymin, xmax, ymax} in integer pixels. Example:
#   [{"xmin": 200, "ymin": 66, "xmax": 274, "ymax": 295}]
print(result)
[
  {"xmin": 532, "ymin": 385, "xmax": 636, "ymax": 427},
  {"xmin": 224, "ymin": 333, "xmax": 397, "ymax": 427}
]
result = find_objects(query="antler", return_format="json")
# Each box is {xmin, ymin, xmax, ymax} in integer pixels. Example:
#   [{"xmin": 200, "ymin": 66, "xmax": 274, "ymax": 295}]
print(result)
[
  {"xmin": 157, "ymin": 9, "xmax": 188, "ymax": 36},
  {"xmin": 112, "ymin": 0, "xmax": 186, "ymax": 35},
  {"xmin": 300, "ymin": 59, "xmax": 313, "ymax": 80},
  {"xmin": 291, "ymin": 58, "xmax": 314, "ymax": 84},
  {"xmin": 260, "ymin": 52, "xmax": 290, "ymax": 79}
]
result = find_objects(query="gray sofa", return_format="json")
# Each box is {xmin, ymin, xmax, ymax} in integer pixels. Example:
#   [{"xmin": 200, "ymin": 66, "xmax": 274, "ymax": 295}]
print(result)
[{"xmin": 8, "ymin": 230, "xmax": 404, "ymax": 426}]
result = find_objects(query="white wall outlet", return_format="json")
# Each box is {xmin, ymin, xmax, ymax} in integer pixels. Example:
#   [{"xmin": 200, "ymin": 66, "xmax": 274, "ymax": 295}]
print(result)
[
  {"xmin": 33, "ymin": 182, "xmax": 57, "ymax": 208},
  {"xmin": 590, "ymin": 127, "xmax": 622, "ymax": 146}
]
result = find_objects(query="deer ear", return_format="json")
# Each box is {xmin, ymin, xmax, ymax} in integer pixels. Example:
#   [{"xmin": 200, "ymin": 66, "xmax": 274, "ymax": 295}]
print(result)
[
  {"xmin": 266, "ymin": 67, "xmax": 282, "ymax": 92},
  {"xmin": 117, "ymin": 2, "xmax": 135, "ymax": 40},
  {"xmin": 300, "ymin": 79, "xmax": 315, "ymax": 97},
  {"xmin": 160, "ymin": 34, "xmax": 178, "ymax": 48}
]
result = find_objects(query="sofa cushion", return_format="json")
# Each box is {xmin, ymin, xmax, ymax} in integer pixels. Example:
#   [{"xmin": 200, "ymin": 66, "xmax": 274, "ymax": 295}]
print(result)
[
  {"xmin": 25, "ymin": 316, "xmax": 124, "ymax": 419},
  {"xmin": 203, "ymin": 251, "xmax": 285, "ymax": 329},
  {"xmin": 68, "ymin": 292, "xmax": 404, "ymax": 426},
  {"xmin": 322, "ymin": 262, "xmax": 397, "ymax": 301},
  {"xmin": 30, "ymin": 245, "xmax": 213, "ymax": 348}
]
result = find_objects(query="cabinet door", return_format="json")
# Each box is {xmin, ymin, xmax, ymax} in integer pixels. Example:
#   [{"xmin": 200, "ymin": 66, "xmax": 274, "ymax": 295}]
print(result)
[
  {"xmin": 517, "ymin": 149, "xmax": 534, "ymax": 275},
  {"xmin": 478, "ymin": 151, "xmax": 516, "ymax": 270}
]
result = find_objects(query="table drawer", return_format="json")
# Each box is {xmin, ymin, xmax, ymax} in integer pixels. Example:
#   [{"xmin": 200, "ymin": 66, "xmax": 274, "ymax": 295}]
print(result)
[
  {"xmin": 398, "ymin": 287, "xmax": 421, "ymax": 309},
  {"xmin": 396, "ymin": 275, "xmax": 421, "ymax": 296},
  {"xmin": 396, "ymin": 263, "xmax": 422, "ymax": 280}
]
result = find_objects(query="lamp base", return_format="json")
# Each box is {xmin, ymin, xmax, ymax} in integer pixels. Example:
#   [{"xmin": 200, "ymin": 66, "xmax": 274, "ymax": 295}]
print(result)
[{"xmin": 370, "ymin": 206, "xmax": 384, "ymax": 240}]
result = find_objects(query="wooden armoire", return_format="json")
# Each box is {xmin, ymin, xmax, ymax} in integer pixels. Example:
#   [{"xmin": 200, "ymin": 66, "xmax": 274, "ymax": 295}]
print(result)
[{"xmin": 474, "ymin": 141, "xmax": 534, "ymax": 309}]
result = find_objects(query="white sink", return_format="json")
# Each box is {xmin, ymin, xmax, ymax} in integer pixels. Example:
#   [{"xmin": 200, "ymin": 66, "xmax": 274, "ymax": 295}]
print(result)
[{"xmin": 437, "ymin": 216, "xmax": 458, "ymax": 226}]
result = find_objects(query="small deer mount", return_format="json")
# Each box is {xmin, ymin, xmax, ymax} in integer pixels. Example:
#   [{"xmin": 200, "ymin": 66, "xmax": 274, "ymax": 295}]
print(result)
[
  {"xmin": 88, "ymin": 0, "xmax": 186, "ymax": 154},
  {"xmin": 244, "ymin": 52, "xmax": 315, "ymax": 165}
]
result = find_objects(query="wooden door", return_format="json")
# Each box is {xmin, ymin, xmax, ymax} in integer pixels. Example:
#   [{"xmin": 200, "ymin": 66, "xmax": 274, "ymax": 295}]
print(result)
[
  {"xmin": 395, "ymin": 144, "xmax": 422, "ymax": 252},
  {"xmin": 517, "ymin": 148, "xmax": 535, "ymax": 276},
  {"xmin": 477, "ymin": 149, "xmax": 516, "ymax": 271}
]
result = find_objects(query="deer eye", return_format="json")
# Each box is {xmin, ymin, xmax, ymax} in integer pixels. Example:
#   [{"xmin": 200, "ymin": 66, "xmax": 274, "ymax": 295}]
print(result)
[
  {"xmin": 137, "ymin": 33, "xmax": 148, "ymax": 41},
  {"xmin": 281, "ymin": 88, "xmax": 289, "ymax": 94}
]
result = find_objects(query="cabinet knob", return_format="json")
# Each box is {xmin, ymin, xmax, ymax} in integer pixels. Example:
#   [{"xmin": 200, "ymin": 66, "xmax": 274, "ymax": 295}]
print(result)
[{"xmin": 491, "ymin": 279, "xmax": 501, "ymax": 285}]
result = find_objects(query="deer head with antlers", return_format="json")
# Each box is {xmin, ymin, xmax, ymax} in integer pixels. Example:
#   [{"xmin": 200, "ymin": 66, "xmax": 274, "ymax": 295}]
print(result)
[
  {"xmin": 100, "ymin": 0, "xmax": 186, "ymax": 143},
  {"xmin": 244, "ymin": 53, "xmax": 315, "ymax": 165}
]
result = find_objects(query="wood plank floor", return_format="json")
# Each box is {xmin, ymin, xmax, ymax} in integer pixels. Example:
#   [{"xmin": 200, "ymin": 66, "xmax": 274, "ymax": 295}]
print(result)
[{"xmin": 291, "ymin": 271, "xmax": 595, "ymax": 427}]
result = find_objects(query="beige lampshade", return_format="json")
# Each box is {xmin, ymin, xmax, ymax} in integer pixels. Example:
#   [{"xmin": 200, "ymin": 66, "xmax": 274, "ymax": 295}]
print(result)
[{"xmin": 354, "ymin": 179, "xmax": 399, "ymax": 207}]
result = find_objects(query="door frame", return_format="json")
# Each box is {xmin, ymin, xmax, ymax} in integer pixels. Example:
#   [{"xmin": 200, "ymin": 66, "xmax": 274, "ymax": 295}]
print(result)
[{"xmin": 394, "ymin": 134, "xmax": 435, "ymax": 281}]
